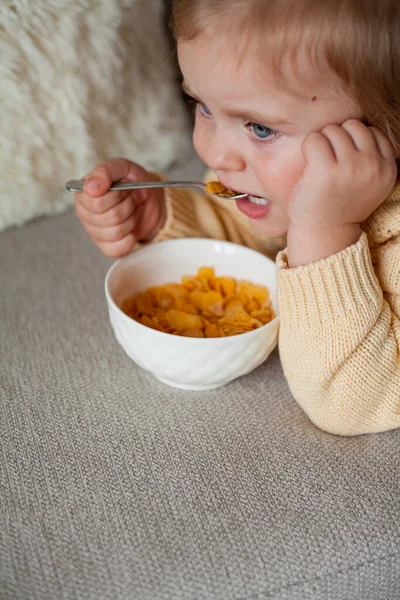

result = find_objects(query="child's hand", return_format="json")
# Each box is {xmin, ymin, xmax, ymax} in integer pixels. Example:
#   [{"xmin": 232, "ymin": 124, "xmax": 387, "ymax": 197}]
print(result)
[
  {"xmin": 75, "ymin": 158, "xmax": 166, "ymax": 258},
  {"xmin": 288, "ymin": 119, "xmax": 397, "ymax": 232},
  {"xmin": 286, "ymin": 120, "xmax": 397, "ymax": 267}
]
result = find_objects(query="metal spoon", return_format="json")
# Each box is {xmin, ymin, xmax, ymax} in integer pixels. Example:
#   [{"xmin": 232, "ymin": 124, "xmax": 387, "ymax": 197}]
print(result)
[{"xmin": 65, "ymin": 179, "xmax": 248, "ymax": 200}]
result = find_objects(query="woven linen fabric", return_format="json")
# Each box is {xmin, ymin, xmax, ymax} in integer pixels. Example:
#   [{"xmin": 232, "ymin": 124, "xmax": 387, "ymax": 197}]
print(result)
[{"xmin": 1, "ymin": 207, "xmax": 400, "ymax": 600}]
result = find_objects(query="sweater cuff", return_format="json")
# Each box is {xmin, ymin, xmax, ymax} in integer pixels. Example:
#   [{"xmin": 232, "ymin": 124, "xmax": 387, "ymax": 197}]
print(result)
[{"xmin": 276, "ymin": 231, "xmax": 383, "ymax": 331}]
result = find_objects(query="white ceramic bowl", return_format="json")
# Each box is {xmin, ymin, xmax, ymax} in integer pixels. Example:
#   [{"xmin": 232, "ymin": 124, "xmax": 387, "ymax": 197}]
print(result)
[{"xmin": 105, "ymin": 238, "xmax": 280, "ymax": 390}]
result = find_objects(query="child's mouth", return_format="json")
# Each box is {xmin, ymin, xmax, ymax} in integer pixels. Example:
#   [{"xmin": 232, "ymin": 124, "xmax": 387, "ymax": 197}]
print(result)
[{"xmin": 236, "ymin": 195, "xmax": 272, "ymax": 219}]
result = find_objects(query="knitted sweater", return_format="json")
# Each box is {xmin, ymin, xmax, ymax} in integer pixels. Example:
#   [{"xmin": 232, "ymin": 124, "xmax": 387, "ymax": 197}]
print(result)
[{"xmin": 152, "ymin": 172, "xmax": 400, "ymax": 436}]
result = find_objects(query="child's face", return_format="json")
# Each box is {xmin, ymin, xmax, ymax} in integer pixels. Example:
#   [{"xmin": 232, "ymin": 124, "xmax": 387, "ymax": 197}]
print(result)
[{"xmin": 178, "ymin": 32, "xmax": 362, "ymax": 238}]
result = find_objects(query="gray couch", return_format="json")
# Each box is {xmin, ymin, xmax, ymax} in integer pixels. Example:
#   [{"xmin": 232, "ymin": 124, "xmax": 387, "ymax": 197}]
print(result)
[{"xmin": 1, "ymin": 155, "xmax": 400, "ymax": 600}]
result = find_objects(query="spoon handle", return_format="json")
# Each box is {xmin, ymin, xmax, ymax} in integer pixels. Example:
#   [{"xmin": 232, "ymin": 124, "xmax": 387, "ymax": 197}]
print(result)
[{"xmin": 65, "ymin": 179, "xmax": 206, "ymax": 193}]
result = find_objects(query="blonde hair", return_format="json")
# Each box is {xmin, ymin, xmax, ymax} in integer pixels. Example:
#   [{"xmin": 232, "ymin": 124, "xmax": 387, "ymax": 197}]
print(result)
[{"xmin": 172, "ymin": 0, "xmax": 400, "ymax": 157}]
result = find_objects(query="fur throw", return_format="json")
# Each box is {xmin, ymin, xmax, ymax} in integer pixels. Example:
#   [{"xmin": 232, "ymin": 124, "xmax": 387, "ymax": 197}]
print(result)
[{"xmin": 0, "ymin": 0, "xmax": 192, "ymax": 231}]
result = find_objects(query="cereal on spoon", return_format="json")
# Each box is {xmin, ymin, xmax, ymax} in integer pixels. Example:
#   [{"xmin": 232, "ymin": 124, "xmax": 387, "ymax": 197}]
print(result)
[{"xmin": 204, "ymin": 181, "xmax": 237, "ymax": 198}]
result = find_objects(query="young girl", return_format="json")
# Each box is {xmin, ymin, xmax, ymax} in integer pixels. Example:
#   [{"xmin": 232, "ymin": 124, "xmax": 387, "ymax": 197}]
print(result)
[{"xmin": 75, "ymin": 0, "xmax": 400, "ymax": 437}]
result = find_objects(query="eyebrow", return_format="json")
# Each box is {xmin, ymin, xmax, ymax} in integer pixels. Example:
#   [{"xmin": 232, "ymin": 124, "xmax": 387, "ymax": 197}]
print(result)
[{"xmin": 182, "ymin": 81, "xmax": 293, "ymax": 126}]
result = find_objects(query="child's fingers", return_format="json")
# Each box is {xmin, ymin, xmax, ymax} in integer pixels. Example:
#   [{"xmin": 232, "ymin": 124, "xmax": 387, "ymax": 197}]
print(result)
[
  {"xmin": 132, "ymin": 196, "xmax": 165, "ymax": 242},
  {"xmin": 321, "ymin": 124, "xmax": 358, "ymax": 160},
  {"xmin": 340, "ymin": 120, "xmax": 379, "ymax": 153},
  {"xmin": 79, "ymin": 158, "xmax": 153, "ymax": 214},
  {"xmin": 75, "ymin": 188, "xmax": 130, "ymax": 215},
  {"xmin": 82, "ymin": 214, "xmax": 137, "ymax": 244},
  {"xmin": 302, "ymin": 131, "xmax": 336, "ymax": 165},
  {"xmin": 83, "ymin": 158, "xmax": 141, "ymax": 197},
  {"xmin": 75, "ymin": 194, "xmax": 135, "ymax": 227},
  {"xmin": 367, "ymin": 127, "xmax": 396, "ymax": 160},
  {"xmin": 96, "ymin": 234, "xmax": 137, "ymax": 259}
]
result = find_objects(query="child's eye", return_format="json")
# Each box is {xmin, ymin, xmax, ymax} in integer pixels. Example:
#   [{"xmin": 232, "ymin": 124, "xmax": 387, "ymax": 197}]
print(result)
[
  {"xmin": 184, "ymin": 94, "xmax": 212, "ymax": 118},
  {"xmin": 250, "ymin": 123, "xmax": 272, "ymax": 139},
  {"xmin": 198, "ymin": 103, "xmax": 212, "ymax": 117},
  {"xmin": 246, "ymin": 123, "xmax": 281, "ymax": 143}
]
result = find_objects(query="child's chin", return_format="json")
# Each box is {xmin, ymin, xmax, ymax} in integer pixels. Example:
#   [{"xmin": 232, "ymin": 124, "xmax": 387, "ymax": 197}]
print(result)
[{"xmin": 250, "ymin": 218, "xmax": 288, "ymax": 239}]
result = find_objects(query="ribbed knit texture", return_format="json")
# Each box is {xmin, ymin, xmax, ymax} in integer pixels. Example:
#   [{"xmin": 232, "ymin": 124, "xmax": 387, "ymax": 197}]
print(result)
[{"xmin": 155, "ymin": 175, "xmax": 400, "ymax": 436}]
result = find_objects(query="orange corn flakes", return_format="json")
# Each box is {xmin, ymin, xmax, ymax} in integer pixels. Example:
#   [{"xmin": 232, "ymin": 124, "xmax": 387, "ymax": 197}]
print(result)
[
  {"xmin": 121, "ymin": 267, "xmax": 275, "ymax": 338},
  {"xmin": 204, "ymin": 181, "xmax": 237, "ymax": 197}
]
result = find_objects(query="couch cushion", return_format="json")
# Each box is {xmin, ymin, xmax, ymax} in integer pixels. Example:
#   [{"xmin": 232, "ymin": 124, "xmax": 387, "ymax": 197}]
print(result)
[{"xmin": 1, "ymin": 209, "xmax": 400, "ymax": 600}]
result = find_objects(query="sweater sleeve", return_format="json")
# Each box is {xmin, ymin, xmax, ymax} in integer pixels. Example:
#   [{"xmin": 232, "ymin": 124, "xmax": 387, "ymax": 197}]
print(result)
[{"xmin": 276, "ymin": 230, "xmax": 400, "ymax": 436}]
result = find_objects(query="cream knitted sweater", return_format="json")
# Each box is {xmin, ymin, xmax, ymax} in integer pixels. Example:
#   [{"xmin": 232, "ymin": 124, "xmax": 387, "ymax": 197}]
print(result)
[{"xmin": 152, "ymin": 172, "xmax": 400, "ymax": 436}]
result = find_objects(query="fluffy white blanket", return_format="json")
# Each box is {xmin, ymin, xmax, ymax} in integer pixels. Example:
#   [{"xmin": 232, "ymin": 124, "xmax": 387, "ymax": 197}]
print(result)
[{"xmin": 0, "ymin": 0, "xmax": 191, "ymax": 231}]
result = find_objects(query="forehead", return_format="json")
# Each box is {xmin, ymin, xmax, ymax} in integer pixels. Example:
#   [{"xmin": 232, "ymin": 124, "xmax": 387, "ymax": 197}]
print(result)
[
  {"xmin": 178, "ymin": 33, "xmax": 360, "ymax": 126},
  {"xmin": 179, "ymin": 32, "xmax": 324, "ymax": 97}
]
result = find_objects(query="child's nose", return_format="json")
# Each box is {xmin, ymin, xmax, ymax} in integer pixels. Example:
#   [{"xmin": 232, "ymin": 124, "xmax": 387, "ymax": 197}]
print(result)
[{"xmin": 206, "ymin": 137, "xmax": 246, "ymax": 172}]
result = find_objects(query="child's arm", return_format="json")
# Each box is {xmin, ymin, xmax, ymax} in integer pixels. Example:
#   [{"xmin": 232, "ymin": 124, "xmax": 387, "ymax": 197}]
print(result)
[
  {"xmin": 75, "ymin": 160, "xmax": 284, "ymax": 259},
  {"xmin": 155, "ymin": 169, "xmax": 400, "ymax": 437},
  {"xmin": 276, "ymin": 119, "xmax": 399, "ymax": 436},
  {"xmin": 277, "ymin": 221, "xmax": 400, "ymax": 436}
]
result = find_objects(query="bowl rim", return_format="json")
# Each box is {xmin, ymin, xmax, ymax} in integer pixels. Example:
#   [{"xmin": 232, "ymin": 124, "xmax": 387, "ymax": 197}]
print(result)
[{"xmin": 104, "ymin": 238, "xmax": 280, "ymax": 343}]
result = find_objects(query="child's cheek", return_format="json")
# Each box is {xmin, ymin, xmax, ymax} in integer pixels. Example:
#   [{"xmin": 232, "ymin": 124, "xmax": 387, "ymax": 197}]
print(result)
[
  {"xmin": 192, "ymin": 124, "xmax": 208, "ymax": 165},
  {"xmin": 267, "ymin": 157, "xmax": 305, "ymax": 207}
]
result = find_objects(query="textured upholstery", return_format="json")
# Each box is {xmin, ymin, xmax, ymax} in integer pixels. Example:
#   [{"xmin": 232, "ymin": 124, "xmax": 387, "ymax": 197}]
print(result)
[{"xmin": 1, "ymin": 160, "xmax": 400, "ymax": 599}]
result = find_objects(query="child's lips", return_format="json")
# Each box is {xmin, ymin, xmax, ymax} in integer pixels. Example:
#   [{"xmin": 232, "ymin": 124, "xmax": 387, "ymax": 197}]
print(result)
[
  {"xmin": 216, "ymin": 178, "xmax": 271, "ymax": 217},
  {"xmin": 236, "ymin": 195, "xmax": 272, "ymax": 219}
]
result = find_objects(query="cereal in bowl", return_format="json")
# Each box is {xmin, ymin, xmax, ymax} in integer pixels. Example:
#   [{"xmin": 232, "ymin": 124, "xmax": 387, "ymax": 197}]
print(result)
[{"xmin": 121, "ymin": 267, "xmax": 274, "ymax": 338}]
